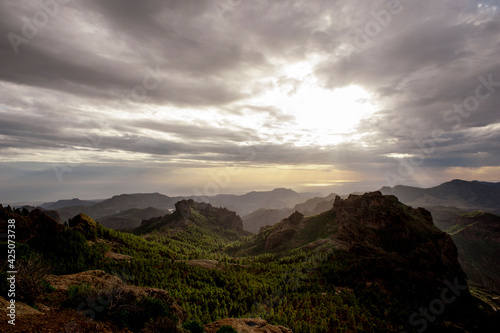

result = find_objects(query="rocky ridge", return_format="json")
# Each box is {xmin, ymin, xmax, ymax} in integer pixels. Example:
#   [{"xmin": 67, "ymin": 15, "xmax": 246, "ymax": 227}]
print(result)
[{"xmin": 137, "ymin": 199, "xmax": 248, "ymax": 239}]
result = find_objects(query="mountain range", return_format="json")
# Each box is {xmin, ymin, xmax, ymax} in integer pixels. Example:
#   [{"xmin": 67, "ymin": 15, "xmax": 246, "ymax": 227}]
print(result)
[
  {"xmin": 379, "ymin": 179, "xmax": 500, "ymax": 214},
  {"xmin": 241, "ymin": 193, "xmax": 338, "ymax": 233},
  {"xmin": 2, "ymin": 179, "xmax": 500, "ymax": 331},
  {"xmin": 1, "ymin": 191, "xmax": 498, "ymax": 332},
  {"xmin": 36, "ymin": 179, "xmax": 500, "ymax": 233},
  {"xmin": 33, "ymin": 188, "xmax": 317, "ymax": 230}
]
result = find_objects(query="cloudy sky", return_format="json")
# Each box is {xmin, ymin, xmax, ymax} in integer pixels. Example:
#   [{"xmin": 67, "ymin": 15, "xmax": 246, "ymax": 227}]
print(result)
[{"xmin": 1, "ymin": 0, "xmax": 500, "ymax": 203}]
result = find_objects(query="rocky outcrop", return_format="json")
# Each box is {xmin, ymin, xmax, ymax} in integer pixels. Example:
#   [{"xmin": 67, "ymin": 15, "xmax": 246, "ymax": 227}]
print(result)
[
  {"xmin": 68, "ymin": 213, "xmax": 100, "ymax": 239},
  {"xmin": 264, "ymin": 211, "xmax": 303, "ymax": 250},
  {"xmin": 45, "ymin": 270, "xmax": 186, "ymax": 323},
  {"xmin": 139, "ymin": 199, "xmax": 247, "ymax": 238},
  {"xmin": 176, "ymin": 199, "xmax": 246, "ymax": 234},
  {"xmin": 205, "ymin": 318, "xmax": 293, "ymax": 333},
  {"xmin": 45, "ymin": 270, "xmax": 122, "ymax": 292},
  {"xmin": 259, "ymin": 192, "xmax": 469, "ymax": 300},
  {"xmin": 332, "ymin": 192, "xmax": 466, "ymax": 286},
  {"xmin": 0, "ymin": 296, "xmax": 44, "ymax": 317}
]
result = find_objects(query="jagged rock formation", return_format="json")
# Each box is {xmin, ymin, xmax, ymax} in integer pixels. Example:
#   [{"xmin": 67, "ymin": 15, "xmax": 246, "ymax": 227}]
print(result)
[
  {"xmin": 332, "ymin": 192, "xmax": 464, "ymax": 284},
  {"xmin": 252, "ymin": 192, "xmax": 470, "ymax": 307},
  {"xmin": 137, "ymin": 199, "xmax": 249, "ymax": 239},
  {"xmin": 52, "ymin": 189, "xmax": 317, "ymax": 225},
  {"xmin": 204, "ymin": 318, "xmax": 293, "ymax": 333}
]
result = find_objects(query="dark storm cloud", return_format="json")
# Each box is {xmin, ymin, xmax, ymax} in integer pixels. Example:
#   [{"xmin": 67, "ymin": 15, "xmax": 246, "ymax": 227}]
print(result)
[
  {"xmin": 318, "ymin": 0, "xmax": 500, "ymax": 136},
  {"xmin": 0, "ymin": 0, "xmax": 262, "ymax": 106}
]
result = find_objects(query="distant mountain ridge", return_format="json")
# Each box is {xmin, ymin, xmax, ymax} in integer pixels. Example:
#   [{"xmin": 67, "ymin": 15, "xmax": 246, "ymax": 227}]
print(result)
[
  {"xmin": 380, "ymin": 179, "xmax": 500, "ymax": 214},
  {"xmin": 40, "ymin": 198, "xmax": 102, "ymax": 210},
  {"xmin": 54, "ymin": 193, "xmax": 183, "ymax": 223},
  {"xmin": 48, "ymin": 188, "xmax": 317, "ymax": 226},
  {"xmin": 242, "ymin": 193, "xmax": 338, "ymax": 233},
  {"xmin": 97, "ymin": 207, "xmax": 168, "ymax": 230},
  {"xmin": 201, "ymin": 188, "xmax": 317, "ymax": 216}
]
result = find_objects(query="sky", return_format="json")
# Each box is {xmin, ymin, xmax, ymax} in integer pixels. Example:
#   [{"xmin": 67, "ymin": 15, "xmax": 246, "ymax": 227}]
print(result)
[{"xmin": 1, "ymin": 0, "xmax": 500, "ymax": 203}]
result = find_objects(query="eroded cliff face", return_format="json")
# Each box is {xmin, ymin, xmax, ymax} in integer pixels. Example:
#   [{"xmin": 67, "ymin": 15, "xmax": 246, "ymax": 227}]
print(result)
[
  {"xmin": 139, "ymin": 199, "xmax": 248, "ymax": 239},
  {"xmin": 171, "ymin": 199, "xmax": 246, "ymax": 235},
  {"xmin": 333, "ymin": 192, "xmax": 465, "ymax": 284},
  {"xmin": 262, "ymin": 192, "xmax": 468, "ymax": 297}
]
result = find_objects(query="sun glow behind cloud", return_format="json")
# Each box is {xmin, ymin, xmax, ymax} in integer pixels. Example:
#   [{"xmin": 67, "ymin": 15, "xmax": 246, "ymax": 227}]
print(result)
[
  {"xmin": 2, "ymin": 0, "xmax": 500, "ymax": 202},
  {"xmin": 249, "ymin": 59, "xmax": 379, "ymax": 146},
  {"xmin": 111, "ymin": 59, "xmax": 380, "ymax": 149}
]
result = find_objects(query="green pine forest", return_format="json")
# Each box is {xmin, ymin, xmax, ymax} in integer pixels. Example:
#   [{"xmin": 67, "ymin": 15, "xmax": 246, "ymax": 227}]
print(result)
[{"xmin": 0, "ymin": 203, "xmax": 497, "ymax": 332}]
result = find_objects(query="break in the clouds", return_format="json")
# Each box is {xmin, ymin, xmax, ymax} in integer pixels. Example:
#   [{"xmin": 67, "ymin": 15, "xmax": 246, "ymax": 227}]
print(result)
[{"xmin": 1, "ymin": 0, "xmax": 500, "ymax": 202}]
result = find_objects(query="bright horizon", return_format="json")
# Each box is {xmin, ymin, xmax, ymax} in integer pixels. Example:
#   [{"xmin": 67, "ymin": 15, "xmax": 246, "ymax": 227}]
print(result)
[
  {"xmin": 4, "ymin": 178, "xmax": 497, "ymax": 206},
  {"xmin": 1, "ymin": 0, "xmax": 500, "ymax": 203}
]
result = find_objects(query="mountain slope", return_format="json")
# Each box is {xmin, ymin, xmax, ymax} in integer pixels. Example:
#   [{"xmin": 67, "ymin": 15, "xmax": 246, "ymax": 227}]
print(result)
[
  {"xmin": 234, "ymin": 191, "xmax": 467, "ymax": 288},
  {"xmin": 135, "ymin": 199, "xmax": 250, "ymax": 242},
  {"xmin": 53, "ymin": 189, "xmax": 317, "ymax": 226},
  {"xmin": 242, "ymin": 193, "xmax": 337, "ymax": 233},
  {"xmin": 2, "ymin": 198, "xmax": 499, "ymax": 332},
  {"xmin": 201, "ymin": 188, "xmax": 316, "ymax": 216},
  {"xmin": 229, "ymin": 192, "xmax": 499, "ymax": 332},
  {"xmin": 55, "ymin": 193, "xmax": 183, "ymax": 222},
  {"xmin": 40, "ymin": 198, "xmax": 101, "ymax": 210},
  {"xmin": 380, "ymin": 179, "xmax": 500, "ymax": 214},
  {"xmin": 97, "ymin": 207, "xmax": 168, "ymax": 230},
  {"xmin": 447, "ymin": 211, "xmax": 500, "ymax": 294}
]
